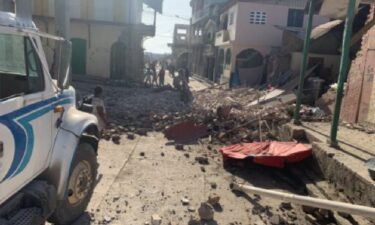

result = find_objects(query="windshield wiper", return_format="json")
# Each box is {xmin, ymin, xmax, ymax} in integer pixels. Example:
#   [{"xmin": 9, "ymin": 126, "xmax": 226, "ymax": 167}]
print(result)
[{"xmin": 0, "ymin": 92, "xmax": 25, "ymax": 102}]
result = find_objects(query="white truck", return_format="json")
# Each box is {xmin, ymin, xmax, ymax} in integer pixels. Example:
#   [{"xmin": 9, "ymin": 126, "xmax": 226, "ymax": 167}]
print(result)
[{"xmin": 0, "ymin": 10, "xmax": 99, "ymax": 225}]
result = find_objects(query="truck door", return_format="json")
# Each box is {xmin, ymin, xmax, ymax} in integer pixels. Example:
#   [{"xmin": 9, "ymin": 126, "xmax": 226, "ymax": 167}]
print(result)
[{"xmin": 0, "ymin": 34, "xmax": 53, "ymax": 204}]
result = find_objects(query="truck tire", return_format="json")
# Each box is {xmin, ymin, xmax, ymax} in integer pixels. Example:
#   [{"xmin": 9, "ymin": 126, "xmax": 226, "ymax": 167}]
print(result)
[{"xmin": 50, "ymin": 143, "xmax": 98, "ymax": 225}]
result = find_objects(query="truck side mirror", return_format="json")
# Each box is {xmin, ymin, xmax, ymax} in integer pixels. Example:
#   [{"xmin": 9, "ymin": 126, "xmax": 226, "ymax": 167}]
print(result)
[{"xmin": 56, "ymin": 40, "xmax": 72, "ymax": 90}]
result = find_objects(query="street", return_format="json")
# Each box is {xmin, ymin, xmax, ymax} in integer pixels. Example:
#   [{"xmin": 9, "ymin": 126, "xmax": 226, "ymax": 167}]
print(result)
[{"xmin": 64, "ymin": 77, "xmax": 374, "ymax": 225}]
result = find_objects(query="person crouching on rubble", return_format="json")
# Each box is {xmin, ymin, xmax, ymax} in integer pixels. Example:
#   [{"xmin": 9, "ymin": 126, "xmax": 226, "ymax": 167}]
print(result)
[{"xmin": 92, "ymin": 86, "xmax": 108, "ymax": 132}]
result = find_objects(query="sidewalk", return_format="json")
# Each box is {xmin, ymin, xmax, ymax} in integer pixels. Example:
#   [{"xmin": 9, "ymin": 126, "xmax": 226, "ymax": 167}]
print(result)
[{"xmin": 285, "ymin": 121, "xmax": 375, "ymax": 207}]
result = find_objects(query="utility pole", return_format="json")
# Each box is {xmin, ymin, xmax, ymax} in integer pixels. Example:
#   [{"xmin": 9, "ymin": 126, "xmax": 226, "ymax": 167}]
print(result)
[
  {"xmin": 55, "ymin": 0, "xmax": 70, "ymax": 39},
  {"xmin": 330, "ymin": 0, "xmax": 357, "ymax": 147},
  {"xmin": 293, "ymin": 0, "xmax": 315, "ymax": 124}
]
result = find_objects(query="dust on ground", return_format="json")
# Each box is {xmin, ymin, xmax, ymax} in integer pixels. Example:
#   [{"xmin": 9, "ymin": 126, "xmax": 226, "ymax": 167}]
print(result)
[{"xmin": 69, "ymin": 79, "xmax": 374, "ymax": 225}]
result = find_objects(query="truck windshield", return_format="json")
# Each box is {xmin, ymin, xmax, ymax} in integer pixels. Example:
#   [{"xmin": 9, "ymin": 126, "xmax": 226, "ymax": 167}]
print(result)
[
  {"xmin": 0, "ymin": 34, "xmax": 26, "ymax": 76},
  {"xmin": 0, "ymin": 33, "xmax": 45, "ymax": 101}
]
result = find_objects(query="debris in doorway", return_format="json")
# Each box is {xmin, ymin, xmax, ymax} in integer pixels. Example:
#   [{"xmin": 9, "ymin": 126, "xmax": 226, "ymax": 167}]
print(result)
[{"xmin": 220, "ymin": 141, "xmax": 312, "ymax": 168}]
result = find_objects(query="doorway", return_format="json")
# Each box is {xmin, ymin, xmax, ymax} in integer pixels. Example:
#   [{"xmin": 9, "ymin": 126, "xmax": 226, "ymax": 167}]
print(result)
[{"xmin": 71, "ymin": 38, "xmax": 87, "ymax": 75}]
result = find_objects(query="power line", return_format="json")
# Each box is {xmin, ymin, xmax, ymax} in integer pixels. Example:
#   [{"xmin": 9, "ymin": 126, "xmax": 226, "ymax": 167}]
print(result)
[{"xmin": 143, "ymin": 10, "xmax": 191, "ymax": 21}]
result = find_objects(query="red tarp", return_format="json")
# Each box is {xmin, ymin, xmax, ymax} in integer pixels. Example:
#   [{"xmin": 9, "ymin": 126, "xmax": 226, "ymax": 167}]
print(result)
[{"xmin": 220, "ymin": 141, "xmax": 312, "ymax": 168}]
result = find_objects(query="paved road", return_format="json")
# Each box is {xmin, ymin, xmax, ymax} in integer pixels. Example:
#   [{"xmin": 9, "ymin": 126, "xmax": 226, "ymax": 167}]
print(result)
[{"xmin": 87, "ymin": 133, "xmax": 257, "ymax": 225}]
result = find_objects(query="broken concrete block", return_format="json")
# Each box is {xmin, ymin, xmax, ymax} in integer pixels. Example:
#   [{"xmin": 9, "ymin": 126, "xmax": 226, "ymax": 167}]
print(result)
[
  {"xmin": 269, "ymin": 214, "xmax": 283, "ymax": 225},
  {"xmin": 198, "ymin": 202, "xmax": 214, "ymax": 221},
  {"xmin": 151, "ymin": 214, "xmax": 162, "ymax": 225},
  {"xmin": 112, "ymin": 135, "xmax": 121, "ymax": 144},
  {"xmin": 181, "ymin": 197, "xmax": 190, "ymax": 205},
  {"xmin": 175, "ymin": 144, "xmax": 184, "ymax": 151},
  {"xmin": 207, "ymin": 193, "xmax": 220, "ymax": 206},
  {"xmin": 188, "ymin": 215, "xmax": 201, "ymax": 225}
]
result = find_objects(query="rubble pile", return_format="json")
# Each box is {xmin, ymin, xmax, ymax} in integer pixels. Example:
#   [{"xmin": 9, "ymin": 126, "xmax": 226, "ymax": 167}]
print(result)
[
  {"xmin": 74, "ymin": 82, "xmax": 296, "ymax": 144},
  {"xmin": 189, "ymin": 88, "xmax": 294, "ymax": 144}
]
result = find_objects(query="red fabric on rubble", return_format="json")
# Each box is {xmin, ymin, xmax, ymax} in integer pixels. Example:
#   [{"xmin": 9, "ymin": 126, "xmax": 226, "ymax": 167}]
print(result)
[{"xmin": 220, "ymin": 141, "xmax": 312, "ymax": 168}]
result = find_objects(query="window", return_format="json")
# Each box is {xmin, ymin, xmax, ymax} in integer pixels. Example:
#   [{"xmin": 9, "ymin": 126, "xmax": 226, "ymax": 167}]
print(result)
[
  {"xmin": 288, "ymin": 9, "xmax": 304, "ymax": 28},
  {"xmin": 229, "ymin": 12, "xmax": 234, "ymax": 25},
  {"xmin": 0, "ymin": 34, "xmax": 26, "ymax": 76},
  {"xmin": 25, "ymin": 38, "xmax": 44, "ymax": 93},
  {"xmin": 250, "ymin": 11, "xmax": 267, "ymax": 25},
  {"xmin": 0, "ymin": 34, "xmax": 45, "ymax": 100}
]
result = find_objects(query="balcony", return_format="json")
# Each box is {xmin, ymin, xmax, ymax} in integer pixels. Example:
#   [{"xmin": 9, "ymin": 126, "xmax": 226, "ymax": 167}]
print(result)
[{"xmin": 215, "ymin": 30, "xmax": 230, "ymax": 46}]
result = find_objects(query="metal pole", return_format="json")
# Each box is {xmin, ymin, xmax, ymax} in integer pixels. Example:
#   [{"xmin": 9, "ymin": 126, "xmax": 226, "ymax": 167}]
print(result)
[
  {"xmin": 55, "ymin": 0, "xmax": 70, "ymax": 39},
  {"xmin": 232, "ymin": 183, "xmax": 375, "ymax": 219},
  {"xmin": 293, "ymin": 0, "xmax": 315, "ymax": 124},
  {"xmin": 330, "ymin": 0, "xmax": 357, "ymax": 147}
]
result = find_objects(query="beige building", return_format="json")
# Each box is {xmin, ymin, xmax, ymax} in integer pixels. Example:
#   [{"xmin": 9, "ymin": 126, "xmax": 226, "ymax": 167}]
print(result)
[
  {"xmin": 168, "ymin": 24, "xmax": 190, "ymax": 68},
  {"xmin": 190, "ymin": 0, "xmax": 230, "ymax": 81},
  {"xmin": 215, "ymin": 0, "xmax": 329, "ymax": 86},
  {"xmin": 32, "ymin": 0, "xmax": 159, "ymax": 80}
]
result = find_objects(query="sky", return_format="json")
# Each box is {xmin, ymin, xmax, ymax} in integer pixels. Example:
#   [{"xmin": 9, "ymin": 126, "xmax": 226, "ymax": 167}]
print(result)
[{"xmin": 143, "ymin": 0, "xmax": 191, "ymax": 54}]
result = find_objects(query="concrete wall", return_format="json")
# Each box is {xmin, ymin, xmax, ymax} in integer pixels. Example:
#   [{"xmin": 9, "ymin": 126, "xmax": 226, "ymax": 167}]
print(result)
[
  {"xmin": 33, "ymin": 0, "xmax": 142, "ymax": 24},
  {"xmin": 214, "ymin": 1, "xmax": 330, "ymax": 87},
  {"xmin": 35, "ymin": 19, "xmax": 123, "ymax": 78},
  {"xmin": 342, "ymin": 18, "xmax": 375, "ymax": 125},
  {"xmin": 233, "ymin": 2, "xmax": 329, "ymax": 48}
]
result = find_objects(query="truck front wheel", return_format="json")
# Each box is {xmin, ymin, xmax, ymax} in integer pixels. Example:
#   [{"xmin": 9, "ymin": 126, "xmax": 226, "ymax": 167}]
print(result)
[{"xmin": 50, "ymin": 143, "xmax": 98, "ymax": 225}]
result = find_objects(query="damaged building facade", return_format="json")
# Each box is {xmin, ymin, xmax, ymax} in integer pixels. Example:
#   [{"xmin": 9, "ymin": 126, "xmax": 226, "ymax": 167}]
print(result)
[
  {"xmin": 214, "ymin": 0, "xmax": 330, "ymax": 86},
  {"xmin": 31, "ymin": 0, "xmax": 161, "ymax": 81},
  {"xmin": 190, "ymin": 0, "xmax": 230, "ymax": 81},
  {"xmin": 168, "ymin": 24, "xmax": 190, "ymax": 69},
  {"xmin": 342, "ymin": 3, "xmax": 375, "ymax": 126}
]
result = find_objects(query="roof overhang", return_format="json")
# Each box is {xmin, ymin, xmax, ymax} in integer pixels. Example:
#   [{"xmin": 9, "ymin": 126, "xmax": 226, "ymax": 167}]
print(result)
[
  {"xmin": 306, "ymin": 0, "xmax": 363, "ymax": 19},
  {"xmin": 143, "ymin": 0, "xmax": 164, "ymax": 13}
]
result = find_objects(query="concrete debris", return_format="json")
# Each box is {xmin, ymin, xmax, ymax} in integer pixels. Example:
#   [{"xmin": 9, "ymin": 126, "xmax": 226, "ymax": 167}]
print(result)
[
  {"xmin": 279, "ymin": 202, "xmax": 293, "ymax": 211},
  {"xmin": 112, "ymin": 135, "xmax": 121, "ymax": 145},
  {"xmin": 188, "ymin": 206, "xmax": 196, "ymax": 212},
  {"xmin": 198, "ymin": 202, "xmax": 214, "ymax": 221},
  {"xmin": 195, "ymin": 156, "xmax": 209, "ymax": 165},
  {"xmin": 151, "ymin": 214, "xmax": 162, "ymax": 225},
  {"xmin": 181, "ymin": 197, "xmax": 190, "ymax": 205},
  {"xmin": 207, "ymin": 193, "xmax": 220, "ymax": 206},
  {"xmin": 127, "ymin": 133, "xmax": 136, "ymax": 140},
  {"xmin": 269, "ymin": 214, "xmax": 283, "ymax": 225},
  {"xmin": 175, "ymin": 144, "xmax": 184, "ymax": 151},
  {"xmin": 188, "ymin": 215, "xmax": 201, "ymax": 225}
]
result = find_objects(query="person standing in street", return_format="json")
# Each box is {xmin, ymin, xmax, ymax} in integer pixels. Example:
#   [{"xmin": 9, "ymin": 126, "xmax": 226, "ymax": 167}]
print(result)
[
  {"xmin": 144, "ymin": 66, "xmax": 153, "ymax": 87},
  {"xmin": 92, "ymin": 86, "xmax": 108, "ymax": 132},
  {"xmin": 158, "ymin": 66, "xmax": 166, "ymax": 87},
  {"xmin": 151, "ymin": 61, "xmax": 158, "ymax": 87}
]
